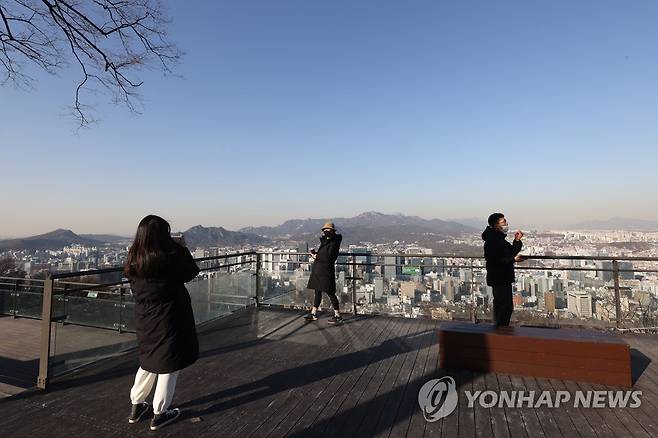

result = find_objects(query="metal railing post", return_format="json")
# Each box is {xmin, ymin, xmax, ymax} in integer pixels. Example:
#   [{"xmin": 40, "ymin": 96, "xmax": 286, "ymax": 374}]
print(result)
[
  {"xmin": 206, "ymin": 271, "xmax": 212, "ymax": 318},
  {"xmin": 613, "ymin": 260, "xmax": 622, "ymax": 329},
  {"xmin": 62, "ymin": 283, "xmax": 69, "ymax": 323},
  {"xmin": 351, "ymin": 256, "xmax": 357, "ymax": 316},
  {"xmin": 470, "ymin": 259, "xmax": 476, "ymax": 323},
  {"xmin": 118, "ymin": 286, "xmax": 124, "ymax": 334},
  {"xmin": 37, "ymin": 276, "xmax": 54, "ymax": 390},
  {"xmin": 13, "ymin": 278, "xmax": 19, "ymax": 317},
  {"xmin": 254, "ymin": 253, "xmax": 261, "ymax": 307}
]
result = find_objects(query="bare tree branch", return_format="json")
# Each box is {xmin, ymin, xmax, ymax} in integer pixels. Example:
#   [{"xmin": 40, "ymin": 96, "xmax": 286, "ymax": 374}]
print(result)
[
  {"xmin": 0, "ymin": 4, "xmax": 15, "ymax": 39},
  {"xmin": 0, "ymin": 0, "xmax": 181, "ymax": 126}
]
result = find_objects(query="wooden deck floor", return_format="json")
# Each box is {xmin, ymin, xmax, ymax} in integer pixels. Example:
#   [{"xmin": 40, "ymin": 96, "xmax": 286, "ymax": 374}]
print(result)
[
  {"xmin": 1, "ymin": 307, "xmax": 657, "ymax": 437},
  {"xmin": 0, "ymin": 316, "xmax": 135, "ymax": 398}
]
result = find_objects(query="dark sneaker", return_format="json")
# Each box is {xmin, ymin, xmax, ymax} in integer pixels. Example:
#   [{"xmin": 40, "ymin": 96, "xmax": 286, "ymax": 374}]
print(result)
[
  {"xmin": 304, "ymin": 313, "xmax": 318, "ymax": 321},
  {"xmin": 150, "ymin": 408, "xmax": 181, "ymax": 431},
  {"xmin": 328, "ymin": 315, "xmax": 343, "ymax": 325},
  {"xmin": 128, "ymin": 401, "xmax": 150, "ymax": 424}
]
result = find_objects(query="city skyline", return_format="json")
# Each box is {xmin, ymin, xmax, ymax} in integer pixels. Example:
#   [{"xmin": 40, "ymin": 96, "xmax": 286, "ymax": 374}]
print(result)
[
  {"xmin": 3, "ymin": 1, "xmax": 658, "ymax": 236},
  {"xmin": 2, "ymin": 228, "xmax": 656, "ymax": 330}
]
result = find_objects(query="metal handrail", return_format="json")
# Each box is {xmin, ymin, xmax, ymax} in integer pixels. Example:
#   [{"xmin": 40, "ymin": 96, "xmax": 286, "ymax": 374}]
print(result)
[
  {"xmin": 260, "ymin": 251, "xmax": 658, "ymax": 262},
  {"xmin": 255, "ymin": 251, "xmax": 657, "ymax": 332},
  {"xmin": 4, "ymin": 252, "xmax": 652, "ymax": 283},
  {"xmin": 254, "ymin": 254, "xmax": 658, "ymax": 273},
  {"xmin": 0, "ymin": 276, "xmax": 46, "ymax": 283},
  {"xmin": 49, "ymin": 251, "xmax": 257, "ymax": 279},
  {"xmin": 4, "ymin": 249, "xmax": 652, "ymax": 390},
  {"xmin": 257, "ymin": 260, "xmax": 653, "ymax": 273},
  {"xmin": 194, "ymin": 251, "xmax": 257, "ymax": 262}
]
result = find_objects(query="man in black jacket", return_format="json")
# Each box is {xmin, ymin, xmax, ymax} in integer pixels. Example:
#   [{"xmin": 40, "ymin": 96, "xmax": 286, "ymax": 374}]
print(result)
[
  {"xmin": 305, "ymin": 221, "xmax": 343, "ymax": 324},
  {"xmin": 482, "ymin": 213, "xmax": 524, "ymax": 327}
]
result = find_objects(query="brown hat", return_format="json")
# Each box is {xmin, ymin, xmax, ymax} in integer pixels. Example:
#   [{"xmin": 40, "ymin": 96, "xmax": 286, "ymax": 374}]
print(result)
[{"xmin": 321, "ymin": 221, "xmax": 335, "ymax": 231}]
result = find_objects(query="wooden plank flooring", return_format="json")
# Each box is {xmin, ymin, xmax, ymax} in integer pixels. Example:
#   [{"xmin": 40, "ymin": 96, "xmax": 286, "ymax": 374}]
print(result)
[
  {"xmin": 1, "ymin": 308, "xmax": 657, "ymax": 437},
  {"xmin": 0, "ymin": 316, "xmax": 135, "ymax": 398}
]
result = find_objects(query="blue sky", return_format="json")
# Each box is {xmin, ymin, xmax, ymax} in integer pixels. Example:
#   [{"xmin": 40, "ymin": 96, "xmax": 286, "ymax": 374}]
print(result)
[{"xmin": 1, "ymin": 0, "xmax": 657, "ymax": 236}]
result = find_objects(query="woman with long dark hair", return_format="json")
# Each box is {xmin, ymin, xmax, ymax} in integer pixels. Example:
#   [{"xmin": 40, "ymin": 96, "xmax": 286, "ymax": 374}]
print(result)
[{"xmin": 124, "ymin": 215, "xmax": 199, "ymax": 431}]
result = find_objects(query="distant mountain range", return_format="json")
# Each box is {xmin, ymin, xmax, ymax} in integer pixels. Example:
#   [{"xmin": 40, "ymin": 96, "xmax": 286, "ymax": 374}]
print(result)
[
  {"xmin": 0, "ymin": 230, "xmax": 131, "ymax": 251},
  {"xmin": 239, "ymin": 211, "xmax": 477, "ymax": 244},
  {"xmin": 8, "ymin": 213, "xmax": 653, "ymax": 252},
  {"xmin": 0, "ymin": 212, "xmax": 478, "ymax": 251},
  {"xmin": 0, "ymin": 229, "xmax": 102, "ymax": 251},
  {"xmin": 182, "ymin": 225, "xmax": 270, "ymax": 248},
  {"xmin": 79, "ymin": 234, "xmax": 131, "ymax": 243},
  {"xmin": 564, "ymin": 217, "xmax": 658, "ymax": 231}
]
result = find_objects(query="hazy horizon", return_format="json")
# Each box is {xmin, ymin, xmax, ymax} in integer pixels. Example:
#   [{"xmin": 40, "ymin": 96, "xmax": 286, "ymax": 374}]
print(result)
[{"xmin": 2, "ymin": 210, "xmax": 658, "ymax": 239}]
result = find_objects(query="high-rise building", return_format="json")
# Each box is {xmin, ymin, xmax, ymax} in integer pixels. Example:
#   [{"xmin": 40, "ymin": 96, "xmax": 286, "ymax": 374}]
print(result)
[
  {"xmin": 513, "ymin": 295, "xmax": 524, "ymax": 308},
  {"xmin": 597, "ymin": 261, "xmax": 634, "ymax": 281},
  {"xmin": 552, "ymin": 278, "xmax": 564, "ymax": 293},
  {"xmin": 619, "ymin": 261, "xmax": 634, "ymax": 280},
  {"xmin": 443, "ymin": 278, "xmax": 456, "ymax": 302},
  {"xmin": 545, "ymin": 291, "xmax": 556, "ymax": 313},
  {"xmin": 297, "ymin": 242, "xmax": 309, "ymax": 263},
  {"xmin": 384, "ymin": 256, "xmax": 397, "ymax": 280},
  {"xmin": 400, "ymin": 282, "xmax": 416, "ymax": 300},
  {"xmin": 597, "ymin": 261, "xmax": 614, "ymax": 282},
  {"xmin": 349, "ymin": 246, "xmax": 372, "ymax": 273},
  {"xmin": 568, "ymin": 270, "xmax": 587, "ymax": 283},
  {"xmin": 567, "ymin": 291, "xmax": 593, "ymax": 318},
  {"xmin": 374, "ymin": 277, "xmax": 384, "ymax": 299},
  {"xmin": 337, "ymin": 271, "xmax": 346, "ymax": 294}
]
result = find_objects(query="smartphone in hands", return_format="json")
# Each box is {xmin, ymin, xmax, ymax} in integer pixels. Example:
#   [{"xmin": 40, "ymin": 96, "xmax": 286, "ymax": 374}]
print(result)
[{"xmin": 171, "ymin": 233, "xmax": 187, "ymax": 247}]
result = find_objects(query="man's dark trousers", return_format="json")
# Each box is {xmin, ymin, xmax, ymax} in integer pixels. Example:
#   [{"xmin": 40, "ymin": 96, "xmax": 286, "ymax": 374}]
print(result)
[{"xmin": 492, "ymin": 284, "xmax": 513, "ymax": 327}]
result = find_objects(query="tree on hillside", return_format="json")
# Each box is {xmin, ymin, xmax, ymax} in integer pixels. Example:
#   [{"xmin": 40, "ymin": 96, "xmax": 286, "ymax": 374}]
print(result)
[
  {"xmin": 0, "ymin": 256, "xmax": 15, "ymax": 273},
  {"xmin": 0, "ymin": 256, "xmax": 26, "ymax": 277},
  {"xmin": 0, "ymin": 0, "xmax": 181, "ymax": 125}
]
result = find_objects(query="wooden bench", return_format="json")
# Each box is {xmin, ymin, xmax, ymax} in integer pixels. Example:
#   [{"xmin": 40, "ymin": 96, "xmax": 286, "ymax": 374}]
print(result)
[{"xmin": 439, "ymin": 323, "xmax": 632, "ymax": 387}]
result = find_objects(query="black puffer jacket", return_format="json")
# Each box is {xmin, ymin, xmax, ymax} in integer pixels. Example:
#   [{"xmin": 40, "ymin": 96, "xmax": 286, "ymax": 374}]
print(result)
[
  {"xmin": 128, "ymin": 244, "xmax": 200, "ymax": 374},
  {"xmin": 307, "ymin": 233, "xmax": 342, "ymax": 293},
  {"xmin": 482, "ymin": 227, "xmax": 522, "ymax": 286}
]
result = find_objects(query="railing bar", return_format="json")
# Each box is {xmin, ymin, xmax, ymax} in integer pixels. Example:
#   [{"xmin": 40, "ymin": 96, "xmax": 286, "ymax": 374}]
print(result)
[{"xmin": 197, "ymin": 260, "xmax": 255, "ymax": 272}]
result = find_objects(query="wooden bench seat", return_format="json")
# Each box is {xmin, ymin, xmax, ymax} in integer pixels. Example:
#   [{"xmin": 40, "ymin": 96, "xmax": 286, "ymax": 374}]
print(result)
[{"xmin": 439, "ymin": 323, "xmax": 632, "ymax": 387}]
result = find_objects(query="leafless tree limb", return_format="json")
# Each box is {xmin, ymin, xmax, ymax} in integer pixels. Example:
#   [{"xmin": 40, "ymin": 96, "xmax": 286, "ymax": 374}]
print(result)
[{"xmin": 0, "ymin": 0, "xmax": 181, "ymax": 126}]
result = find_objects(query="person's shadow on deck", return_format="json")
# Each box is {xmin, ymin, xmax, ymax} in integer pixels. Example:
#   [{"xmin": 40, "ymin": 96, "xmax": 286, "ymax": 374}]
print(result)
[
  {"xmin": 177, "ymin": 319, "xmax": 484, "ymax": 437},
  {"xmin": 177, "ymin": 328, "xmax": 439, "ymax": 417}
]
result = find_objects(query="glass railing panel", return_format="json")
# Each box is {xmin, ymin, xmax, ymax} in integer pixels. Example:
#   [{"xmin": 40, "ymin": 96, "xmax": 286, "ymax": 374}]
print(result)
[
  {"xmin": 187, "ymin": 268, "xmax": 256, "ymax": 324},
  {"xmin": 15, "ymin": 290, "xmax": 43, "ymax": 318},
  {"xmin": 0, "ymin": 285, "xmax": 16, "ymax": 315},
  {"xmin": 47, "ymin": 278, "xmax": 136, "ymax": 378}
]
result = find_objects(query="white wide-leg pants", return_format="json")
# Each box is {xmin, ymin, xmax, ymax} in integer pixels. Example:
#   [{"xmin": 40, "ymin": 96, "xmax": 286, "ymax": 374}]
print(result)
[{"xmin": 129, "ymin": 367, "xmax": 179, "ymax": 415}]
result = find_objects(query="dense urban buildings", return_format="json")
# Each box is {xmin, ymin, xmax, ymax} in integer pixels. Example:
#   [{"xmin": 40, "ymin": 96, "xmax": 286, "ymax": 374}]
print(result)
[{"xmin": 2, "ymin": 229, "xmax": 657, "ymax": 329}]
